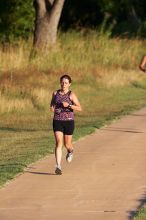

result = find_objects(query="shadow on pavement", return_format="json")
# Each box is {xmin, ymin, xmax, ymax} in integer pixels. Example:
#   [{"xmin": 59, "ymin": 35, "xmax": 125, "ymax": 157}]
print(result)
[
  {"xmin": 102, "ymin": 127, "xmax": 144, "ymax": 133},
  {"xmin": 131, "ymin": 114, "xmax": 146, "ymax": 117},
  {"xmin": 26, "ymin": 171, "xmax": 56, "ymax": 176}
]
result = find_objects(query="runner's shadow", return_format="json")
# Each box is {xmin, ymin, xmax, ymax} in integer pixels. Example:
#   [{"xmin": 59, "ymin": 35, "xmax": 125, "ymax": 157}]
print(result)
[
  {"xmin": 26, "ymin": 171, "xmax": 56, "ymax": 176},
  {"xmin": 131, "ymin": 114, "xmax": 146, "ymax": 117}
]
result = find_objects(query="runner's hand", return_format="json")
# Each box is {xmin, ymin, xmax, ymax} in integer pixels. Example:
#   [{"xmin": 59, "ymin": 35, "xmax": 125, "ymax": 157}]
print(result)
[{"xmin": 62, "ymin": 102, "xmax": 69, "ymax": 108}]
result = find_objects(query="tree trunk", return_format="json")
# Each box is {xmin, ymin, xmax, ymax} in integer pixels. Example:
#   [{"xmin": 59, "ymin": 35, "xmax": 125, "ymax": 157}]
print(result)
[{"xmin": 33, "ymin": 0, "xmax": 65, "ymax": 50}]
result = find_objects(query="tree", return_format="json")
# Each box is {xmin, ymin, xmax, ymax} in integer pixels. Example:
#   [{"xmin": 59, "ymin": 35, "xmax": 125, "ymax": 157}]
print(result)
[{"xmin": 33, "ymin": 0, "xmax": 65, "ymax": 50}]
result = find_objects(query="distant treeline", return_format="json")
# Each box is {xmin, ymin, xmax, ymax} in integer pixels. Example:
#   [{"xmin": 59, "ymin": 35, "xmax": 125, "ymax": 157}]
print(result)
[{"xmin": 0, "ymin": 0, "xmax": 146, "ymax": 41}]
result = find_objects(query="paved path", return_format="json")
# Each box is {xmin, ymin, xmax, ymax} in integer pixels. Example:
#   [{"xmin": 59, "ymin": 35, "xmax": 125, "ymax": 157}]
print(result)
[{"xmin": 1, "ymin": 108, "xmax": 146, "ymax": 220}]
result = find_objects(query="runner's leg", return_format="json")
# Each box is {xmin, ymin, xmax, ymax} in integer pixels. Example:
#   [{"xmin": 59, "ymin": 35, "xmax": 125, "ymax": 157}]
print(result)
[
  {"xmin": 64, "ymin": 135, "xmax": 74, "ymax": 162},
  {"xmin": 64, "ymin": 135, "xmax": 73, "ymax": 152},
  {"xmin": 54, "ymin": 131, "xmax": 63, "ymax": 167}
]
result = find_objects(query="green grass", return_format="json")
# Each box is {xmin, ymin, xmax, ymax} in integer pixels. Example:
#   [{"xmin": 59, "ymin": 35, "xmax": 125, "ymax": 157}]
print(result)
[{"xmin": 134, "ymin": 207, "xmax": 146, "ymax": 220}]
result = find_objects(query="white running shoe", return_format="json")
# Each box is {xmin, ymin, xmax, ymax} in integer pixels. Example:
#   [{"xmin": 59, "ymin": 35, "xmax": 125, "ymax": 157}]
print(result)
[{"xmin": 66, "ymin": 150, "xmax": 74, "ymax": 163}]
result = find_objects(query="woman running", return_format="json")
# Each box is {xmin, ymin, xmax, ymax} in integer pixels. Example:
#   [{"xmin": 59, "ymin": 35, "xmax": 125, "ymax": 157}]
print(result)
[
  {"xmin": 50, "ymin": 74, "xmax": 82, "ymax": 175},
  {"xmin": 139, "ymin": 55, "xmax": 146, "ymax": 73}
]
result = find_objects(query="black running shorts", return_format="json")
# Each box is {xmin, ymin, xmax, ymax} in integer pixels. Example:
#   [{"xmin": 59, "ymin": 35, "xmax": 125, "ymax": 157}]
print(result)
[{"xmin": 53, "ymin": 120, "xmax": 74, "ymax": 135}]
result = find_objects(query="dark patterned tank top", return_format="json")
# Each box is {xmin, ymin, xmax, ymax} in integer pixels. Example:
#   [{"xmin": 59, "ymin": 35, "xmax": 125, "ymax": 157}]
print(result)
[{"xmin": 53, "ymin": 90, "xmax": 74, "ymax": 121}]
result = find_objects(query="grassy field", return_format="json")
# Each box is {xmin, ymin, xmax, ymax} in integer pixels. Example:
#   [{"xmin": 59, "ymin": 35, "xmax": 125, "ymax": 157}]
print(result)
[
  {"xmin": 1, "ymin": 31, "xmax": 146, "ymax": 191},
  {"xmin": 134, "ymin": 206, "xmax": 146, "ymax": 220}
]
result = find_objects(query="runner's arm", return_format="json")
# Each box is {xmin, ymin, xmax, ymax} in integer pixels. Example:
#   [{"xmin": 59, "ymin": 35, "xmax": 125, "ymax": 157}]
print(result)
[
  {"xmin": 69, "ymin": 92, "xmax": 82, "ymax": 112},
  {"xmin": 139, "ymin": 55, "xmax": 146, "ymax": 72},
  {"xmin": 50, "ymin": 92, "xmax": 56, "ymax": 112}
]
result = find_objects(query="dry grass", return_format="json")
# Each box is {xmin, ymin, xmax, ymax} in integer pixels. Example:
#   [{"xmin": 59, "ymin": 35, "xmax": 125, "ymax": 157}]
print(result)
[
  {"xmin": 0, "ymin": 31, "xmax": 145, "ymax": 72},
  {"xmin": 0, "ymin": 31, "xmax": 146, "ymax": 114}
]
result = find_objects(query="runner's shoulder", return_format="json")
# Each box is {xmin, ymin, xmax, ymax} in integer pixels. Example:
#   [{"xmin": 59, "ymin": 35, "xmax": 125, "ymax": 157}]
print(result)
[
  {"xmin": 53, "ymin": 90, "xmax": 59, "ymax": 96},
  {"xmin": 70, "ymin": 91, "xmax": 76, "ymax": 97}
]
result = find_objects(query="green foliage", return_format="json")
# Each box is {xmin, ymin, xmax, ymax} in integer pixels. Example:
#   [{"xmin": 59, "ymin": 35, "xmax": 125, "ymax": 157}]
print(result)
[
  {"xmin": 61, "ymin": 0, "xmax": 146, "ymax": 38},
  {"xmin": 137, "ymin": 21, "xmax": 146, "ymax": 38},
  {"xmin": 0, "ymin": 0, "xmax": 146, "ymax": 41},
  {"xmin": 0, "ymin": 0, "xmax": 35, "ymax": 41}
]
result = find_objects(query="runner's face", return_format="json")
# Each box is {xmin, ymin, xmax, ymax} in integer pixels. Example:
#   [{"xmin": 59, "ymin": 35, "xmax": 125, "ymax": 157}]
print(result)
[{"xmin": 60, "ymin": 78, "xmax": 71, "ymax": 91}]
